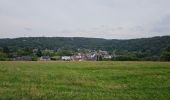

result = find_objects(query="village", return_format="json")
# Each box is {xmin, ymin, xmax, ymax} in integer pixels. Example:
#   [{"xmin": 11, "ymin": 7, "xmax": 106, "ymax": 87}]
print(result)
[{"xmin": 12, "ymin": 49, "xmax": 113, "ymax": 61}]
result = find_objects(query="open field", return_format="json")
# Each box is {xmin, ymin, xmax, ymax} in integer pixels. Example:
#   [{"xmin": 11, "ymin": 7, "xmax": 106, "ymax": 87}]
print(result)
[{"xmin": 0, "ymin": 61, "xmax": 170, "ymax": 100}]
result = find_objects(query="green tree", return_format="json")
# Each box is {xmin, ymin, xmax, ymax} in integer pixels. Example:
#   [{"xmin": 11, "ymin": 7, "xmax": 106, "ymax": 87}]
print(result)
[
  {"xmin": 161, "ymin": 45, "xmax": 170, "ymax": 61},
  {"xmin": 3, "ymin": 47, "xmax": 10, "ymax": 54},
  {"xmin": 36, "ymin": 49, "xmax": 42, "ymax": 57}
]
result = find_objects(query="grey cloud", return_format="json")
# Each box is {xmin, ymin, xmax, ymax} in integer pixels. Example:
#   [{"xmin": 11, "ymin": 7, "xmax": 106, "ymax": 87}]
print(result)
[
  {"xmin": 0, "ymin": 0, "xmax": 170, "ymax": 39},
  {"xmin": 24, "ymin": 27, "xmax": 32, "ymax": 31},
  {"xmin": 151, "ymin": 14, "xmax": 170, "ymax": 33}
]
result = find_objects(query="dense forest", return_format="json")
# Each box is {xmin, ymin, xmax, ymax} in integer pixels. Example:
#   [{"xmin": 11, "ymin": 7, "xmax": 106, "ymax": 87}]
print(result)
[{"xmin": 0, "ymin": 36, "xmax": 170, "ymax": 61}]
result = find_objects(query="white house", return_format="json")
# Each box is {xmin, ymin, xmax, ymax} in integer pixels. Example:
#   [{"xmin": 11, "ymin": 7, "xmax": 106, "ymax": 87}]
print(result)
[
  {"xmin": 103, "ymin": 55, "xmax": 112, "ymax": 59},
  {"xmin": 61, "ymin": 56, "xmax": 71, "ymax": 61}
]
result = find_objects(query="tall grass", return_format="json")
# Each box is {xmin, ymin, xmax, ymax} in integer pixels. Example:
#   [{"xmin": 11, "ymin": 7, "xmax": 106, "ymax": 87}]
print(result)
[{"xmin": 0, "ymin": 61, "xmax": 170, "ymax": 100}]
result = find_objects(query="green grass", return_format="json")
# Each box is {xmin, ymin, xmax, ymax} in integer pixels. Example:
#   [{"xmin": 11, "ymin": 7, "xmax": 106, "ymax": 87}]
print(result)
[{"xmin": 0, "ymin": 61, "xmax": 170, "ymax": 100}]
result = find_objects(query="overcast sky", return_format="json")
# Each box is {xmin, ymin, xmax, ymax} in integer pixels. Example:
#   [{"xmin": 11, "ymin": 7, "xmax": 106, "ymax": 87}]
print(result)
[{"xmin": 0, "ymin": 0, "xmax": 170, "ymax": 39}]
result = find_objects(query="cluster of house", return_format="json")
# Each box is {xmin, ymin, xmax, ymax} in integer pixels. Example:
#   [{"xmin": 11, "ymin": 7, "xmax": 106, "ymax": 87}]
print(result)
[
  {"xmin": 40, "ymin": 50, "xmax": 112, "ymax": 61},
  {"xmin": 13, "ymin": 50, "xmax": 112, "ymax": 61}
]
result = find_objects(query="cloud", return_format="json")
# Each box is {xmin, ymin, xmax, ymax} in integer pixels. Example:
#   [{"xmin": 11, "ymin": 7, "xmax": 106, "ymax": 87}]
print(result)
[
  {"xmin": 150, "ymin": 14, "xmax": 170, "ymax": 34},
  {"xmin": 24, "ymin": 27, "xmax": 32, "ymax": 31},
  {"xmin": 0, "ymin": 0, "xmax": 170, "ymax": 39}
]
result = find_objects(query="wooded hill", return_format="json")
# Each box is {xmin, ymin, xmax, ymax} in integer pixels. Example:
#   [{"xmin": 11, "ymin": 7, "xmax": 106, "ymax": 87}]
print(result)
[{"xmin": 0, "ymin": 36, "xmax": 170, "ymax": 57}]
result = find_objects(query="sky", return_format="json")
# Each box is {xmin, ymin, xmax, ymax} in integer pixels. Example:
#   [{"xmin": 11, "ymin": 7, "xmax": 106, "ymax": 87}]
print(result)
[{"xmin": 0, "ymin": 0, "xmax": 170, "ymax": 39}]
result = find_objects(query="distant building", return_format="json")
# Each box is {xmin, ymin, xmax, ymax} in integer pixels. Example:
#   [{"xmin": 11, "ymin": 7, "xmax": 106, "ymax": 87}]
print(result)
[
  {"xmin": 40, "ymin": 56, "xmax": 51, "ymax": 61},
  {"xmin": 85, "ymin": 53, "xmax": 97, "ymax": 61},
  {"xmin": 103, "ymin": 55, "xmax": 112, "ymax": 59},
  {"xmin": 14, "ymin": 56, "xmax": 32, "ymax": 61},
  {"xmin": 61, "ymin": 56, "xmax": 71, "ymax": 61},
  {"xmin": 99, "ymin": 50, "xmax": 108, "ymax": 55},
  {"xmin": 72, "ymin": 55, "xmax": 82, "ymax": 61},
  {"xmin": 32, "ymin": 49, "xmax": 38, "ymax": 53}
]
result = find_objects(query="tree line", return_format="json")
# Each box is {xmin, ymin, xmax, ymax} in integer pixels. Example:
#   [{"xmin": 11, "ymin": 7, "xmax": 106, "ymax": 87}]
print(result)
[{"xmin": 0, "ymin": 36, "xmax": 170, "ymax": 61}]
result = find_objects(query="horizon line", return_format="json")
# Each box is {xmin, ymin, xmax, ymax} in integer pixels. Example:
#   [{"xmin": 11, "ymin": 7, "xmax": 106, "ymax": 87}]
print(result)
[{"xmin": 0, "ymin": 35, "xmax": 170, "ymax": 40}]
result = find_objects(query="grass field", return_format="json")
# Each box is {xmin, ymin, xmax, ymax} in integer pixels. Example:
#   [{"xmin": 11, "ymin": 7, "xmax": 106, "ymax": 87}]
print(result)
[{"xmin": 0, "ymin": 61, "xmax": 170, "ymax": 100}]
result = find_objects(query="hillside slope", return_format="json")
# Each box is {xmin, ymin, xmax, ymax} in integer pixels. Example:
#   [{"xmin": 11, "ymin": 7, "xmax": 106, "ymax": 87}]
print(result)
[{"xmin": 0, "ymin": 36, "xmax": 170, "ymax": 55}]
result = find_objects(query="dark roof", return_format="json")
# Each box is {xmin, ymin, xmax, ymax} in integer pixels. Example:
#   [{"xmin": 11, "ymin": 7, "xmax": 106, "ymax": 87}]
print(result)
[{"xmin": 41, "ymin": 56, "xmax": 50, "ymax": 59}]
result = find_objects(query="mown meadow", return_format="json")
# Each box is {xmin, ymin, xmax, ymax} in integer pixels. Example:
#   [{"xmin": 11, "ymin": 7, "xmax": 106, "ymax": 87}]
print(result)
[{"xmin": 0, "ymin": 61, "xmax": 170, "ymax": 100}]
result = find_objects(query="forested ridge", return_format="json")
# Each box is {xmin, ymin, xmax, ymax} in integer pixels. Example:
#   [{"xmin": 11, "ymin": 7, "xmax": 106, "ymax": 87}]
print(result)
[
  {"xmin": 0, "ymin": 36, "xmax": 170, "ymax": 61},
  {"xmin": 0, "ymin": 36, "xmax": 170, "ymax": 54}
]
